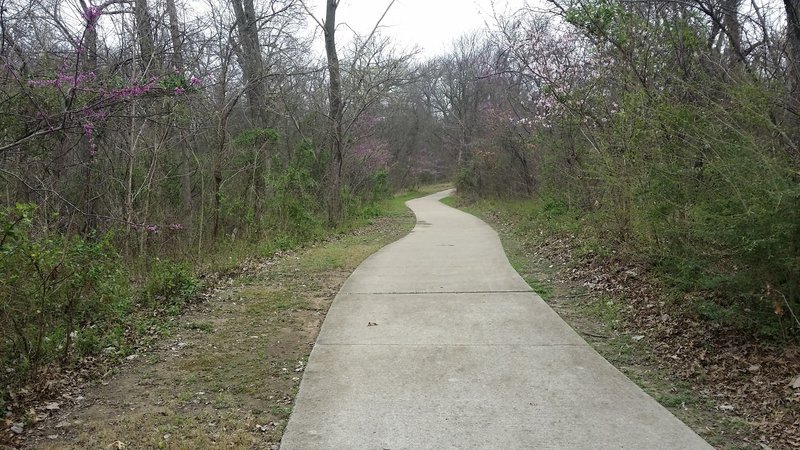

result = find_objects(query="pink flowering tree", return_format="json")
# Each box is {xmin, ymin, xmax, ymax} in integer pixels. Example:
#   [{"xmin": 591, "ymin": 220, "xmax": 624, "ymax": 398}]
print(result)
[
  {"xmin": 0, "ymin": 0, "xmax": 205, "ymax": 245},
  {"xmin": 344, "ymin": 114, "xmax": 392, "ymax": 200}
]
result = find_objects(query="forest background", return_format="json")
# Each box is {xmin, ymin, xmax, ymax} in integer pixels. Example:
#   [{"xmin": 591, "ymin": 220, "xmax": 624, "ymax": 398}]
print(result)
[{"xmin": 1, "ymin": 0, "xmax": 798, "ymax": 421}]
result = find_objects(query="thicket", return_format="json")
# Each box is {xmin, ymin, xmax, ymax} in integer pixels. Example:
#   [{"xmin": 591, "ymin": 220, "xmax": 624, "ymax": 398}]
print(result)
[
  {"xmin": 0, "ymin": 0, "xmax": 454, "ymax": 414},
  {"xmin": 451, "ymin": 0, "xmax": 800, "ymax": 335}
]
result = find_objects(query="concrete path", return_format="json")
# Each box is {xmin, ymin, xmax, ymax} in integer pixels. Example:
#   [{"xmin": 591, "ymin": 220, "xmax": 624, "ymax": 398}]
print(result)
[{"xmin": 281, "ymin": 190, "xmax": 711, "ymax": 449}]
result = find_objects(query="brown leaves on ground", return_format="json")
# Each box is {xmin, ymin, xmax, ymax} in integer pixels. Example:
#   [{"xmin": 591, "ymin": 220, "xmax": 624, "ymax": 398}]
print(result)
[
  {"xmin": 484, "ymin": 211, "xmax": 800, "ymax": 449},
  {"xmin": 565, "ymin": 252, "xmax": 800, "ymax": 448}
]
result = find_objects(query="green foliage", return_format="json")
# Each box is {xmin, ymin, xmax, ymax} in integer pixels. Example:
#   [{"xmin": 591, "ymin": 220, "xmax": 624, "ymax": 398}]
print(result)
[
  {"xmin": 459, "ymin": 1, "xmax": 800, "ymax": 335},
  {"xmin": 0, "ymin": 204, "xmax": 129, "ymax": 379},
  {"xmin": 142, "ymin": 259, "xmax": 201, "ymax": 311},
  {"xmin": 159, "ymin": 73, "xmax": 190, "ymax": 90},
  {"xmin": 370, "ymin": 169, "xmax": 390, "ymax": 201},
  {"xmin": 565, "ymin": 0, "xmax": 629, "ymax": 39},
  {"xmin": 233, "ymin": 128, "xmax": 279, "ymax": 147},
  {"xmin": 263, "ymin": 144, "xmax": 323, "ymax": 240},
  {"xmin": 455, "ymin": 163, "xmax": 480, "ymax": 195}
]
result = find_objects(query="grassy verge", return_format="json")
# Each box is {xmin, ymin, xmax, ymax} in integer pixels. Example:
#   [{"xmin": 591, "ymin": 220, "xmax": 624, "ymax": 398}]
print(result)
[
  {"xmin": 442, "ymin": 193, "xmax": 795, "ymax": 449},
  {"xmin": 14, "ymin": 186, "xmax": 447, "ymax": 449}
]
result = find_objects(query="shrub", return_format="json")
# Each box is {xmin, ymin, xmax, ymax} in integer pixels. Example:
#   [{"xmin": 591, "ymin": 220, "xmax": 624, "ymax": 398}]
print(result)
[
  {"xmin": 142, "ymin": 259, "xmax": 200, "ymax": 311},
  {"xmin": 0, "ymin": 204, "xmax": 129, "ymax": 379}
]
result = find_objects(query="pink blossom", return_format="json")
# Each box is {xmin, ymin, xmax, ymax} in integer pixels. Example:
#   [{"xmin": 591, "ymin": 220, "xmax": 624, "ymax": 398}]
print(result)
[
  {"xmin": 189, "ymin": 76, "xmax": 202, "ymax": 87},
  {"xmin": 110, "ymin": 82, "xmax": 154, "ymax": 99},
  {"xmin": 27, "ymin": 71, "xmax": 96, "ymax": 89},
  {"xmin": 82, "ymin": 6, "xmax": 101, "ymax": 31},
  {"xmin": 173, "ymin": 87, "xmax": 186, "ymax": 95}
]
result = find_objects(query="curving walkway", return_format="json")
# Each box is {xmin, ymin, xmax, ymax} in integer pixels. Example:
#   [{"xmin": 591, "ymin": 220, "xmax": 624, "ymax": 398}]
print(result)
[{"xmin": 280, "ymin": 189, "xmax": 711, "ymax": 449}]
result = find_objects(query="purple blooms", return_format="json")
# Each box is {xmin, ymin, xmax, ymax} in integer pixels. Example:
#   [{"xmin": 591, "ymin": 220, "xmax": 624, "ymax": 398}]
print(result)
[
  {"xmin": 110, "ymin": 82, "xmax": 154, "ymax": 99},
  {"xmin": 352, "ymin": 140, "xmax": 391, "ymax": 169},
  {"xmin": 189, "ymin": 76, "xmax": 202, "ymax": 87},
  {"xmin": 173, "ymin": 87, "xmax": 186, "ymax": 95},
  {"xmin": 28, "ymin": 71, "xmax": 96, "ymax": 89},
  {"xmin": 82, "ymin": 6, "xmax": 102, "ymax": 31},
  {"xmin": 83, "ymin": 122, "xmax": 97, "ymax": 156},
  {"xmin": 86, "ymin": 109, "xmax": 108, "ymax": 120}
]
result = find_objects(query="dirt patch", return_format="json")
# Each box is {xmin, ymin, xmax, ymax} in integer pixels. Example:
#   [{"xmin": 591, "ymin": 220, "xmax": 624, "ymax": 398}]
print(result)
[
  {"xmin": 464, "ymin": 205, "xmax": 800, "ymax": 450},
  {"xmin": 17, "ymin": 214, "xmax": 415, "ymax": 450}
]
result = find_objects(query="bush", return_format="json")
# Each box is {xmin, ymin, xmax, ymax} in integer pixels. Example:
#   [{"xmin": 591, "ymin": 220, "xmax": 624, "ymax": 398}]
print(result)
[
  {"xmin": 263, "ymin": 147, "xmax": 323, "ymax": 240},
  {"xmin": 0, "ymin": 204, "xmax": 129, "ymax": 379},
  {"xmin": 142, "ymin": 259, "xmax": 200, "ymax": 312}
]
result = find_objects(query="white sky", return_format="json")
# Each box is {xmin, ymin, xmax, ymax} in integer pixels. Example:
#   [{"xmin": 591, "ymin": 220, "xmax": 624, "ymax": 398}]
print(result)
[{"xmin": 303, "ymin": 0, "xmax": 529, "ymax": 58}]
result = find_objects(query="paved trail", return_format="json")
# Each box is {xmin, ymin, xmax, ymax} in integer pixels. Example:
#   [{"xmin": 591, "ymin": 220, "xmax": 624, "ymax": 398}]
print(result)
[{"xmin": 281, "ymin": 190, "xmax": 710, "ymax": 449}]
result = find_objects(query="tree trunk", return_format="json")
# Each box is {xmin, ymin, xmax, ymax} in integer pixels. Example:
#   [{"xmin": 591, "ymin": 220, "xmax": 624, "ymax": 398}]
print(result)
[
  {"xmin": 166, "ymin": 0, "xmax": 184, "ymax": 73},
  {"xmin": 134, "ymin": 0, "xmax": 155, "ymax": 73},
  {"xmin": 324, "ymin": 0, "xmax": 344, "ymax": 225},
  {"xmin": 166, "ymin": 0, "xmax": 193, "ymax": 232},
  {"xmin": 785, "ymin": 0, "xmax": 800, "ymax": 154},
  {"xmin": 721, "ymin": 0, "xmax": 743, "ymax": 66},
  {"xmin": 213, "ymin": 166, "xmax": 222, "ymax": 238},
  {"xmin": 231, "ymin": 0, "xmax": 267, "ymax": 125},
  {"xmin": 78, "ymin": 0, "xmax": 99, "ymax": 235}
]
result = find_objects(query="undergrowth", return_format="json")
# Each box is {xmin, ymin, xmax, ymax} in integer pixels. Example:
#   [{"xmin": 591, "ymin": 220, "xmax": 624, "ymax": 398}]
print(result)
[
  {"xmin": 448, "ymin": 194, "xmax": 799, "ymax": 341},
  {"xmin": 0, "ymin": 186, "xmax": 444, "ymax": 416}
]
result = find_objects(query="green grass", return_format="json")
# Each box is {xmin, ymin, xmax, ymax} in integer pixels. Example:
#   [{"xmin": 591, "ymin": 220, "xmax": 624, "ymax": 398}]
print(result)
[
  {"xmin": 582, "ymin": 297, "xmax": 624, "ymax": 330},
  {"xmin": 439, "ymin": 195, "xmax": 458, "ymax": 208},
  {"xmin": 185, "ymin": 321, "xmax": 214, "ymax": 332}
]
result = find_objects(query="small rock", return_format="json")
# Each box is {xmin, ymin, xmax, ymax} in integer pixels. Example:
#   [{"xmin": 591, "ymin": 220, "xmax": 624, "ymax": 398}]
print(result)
[
  {"xmin": 632, "ymin": 335, "xmax": 645, "ymax": 342},
  {"xmin": 126, "ymin": 354, "xmax": 138, "ymax": 361},
  {"xmin": 44, "ymin": 402, "xmax": 60, "ymax": 411},
  {"xmin": 718, "ymin": 404, "xmax": 735, "ymax": 411},
  {"xmin": 790, "ymin": 375, "xmax": 800, "ymax": 389},
  {"xmin": 47, "ymin": 434, "xmax": 59, "ymax": 440},
  {"xmin": 55, "ymin": 420, "xmax": 70, "ymax": 428},
  {"xmin": 10, "ymin": 423, "xmax": 24, "ymax": 434},
  {"xmin": 748, "ymin": 364, "xmax": 761, "ymax": 373},
  {"xmin": 102, "ymin": 346, "xmax": 117, "ymax": 355}
]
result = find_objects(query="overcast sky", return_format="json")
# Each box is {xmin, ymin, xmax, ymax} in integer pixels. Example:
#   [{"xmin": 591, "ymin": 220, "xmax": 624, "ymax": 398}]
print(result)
[{"xmin": 303, "ymin": 0, "xmax": 530, "ymax": 58}]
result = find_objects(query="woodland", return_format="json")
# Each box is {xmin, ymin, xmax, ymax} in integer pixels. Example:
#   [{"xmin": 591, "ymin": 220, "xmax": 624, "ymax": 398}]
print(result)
[{"xmin": 1, "ymin": 0, "xmax": 799, "ymax": 433}]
